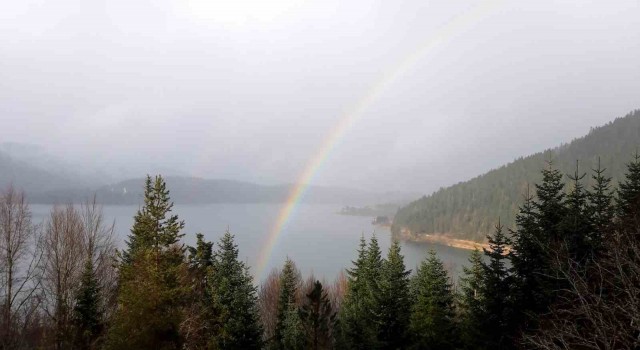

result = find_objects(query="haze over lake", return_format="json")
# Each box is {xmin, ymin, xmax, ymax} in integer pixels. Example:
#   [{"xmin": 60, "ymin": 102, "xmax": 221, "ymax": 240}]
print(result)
[{"xmin": 31, "ymin": 203, "xmax": 472, "ymax": 281}]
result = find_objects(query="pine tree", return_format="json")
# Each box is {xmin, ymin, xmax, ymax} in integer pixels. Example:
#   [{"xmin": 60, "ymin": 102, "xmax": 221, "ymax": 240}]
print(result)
[
  {"xmin": 535, "ymin": 161, "xmax": 566, "ymax": 245},
  {"xmin": 282, "ymin": 302, "xmax": 305, "ymax": 350},
  {"xmin": 561, "ymin": 161, "xmax": 593, "ymax": 263},
  {"xmin": 106, "ymin": 176, "xmax": 189, "ymax": 350},
  {"xmin": 365, "ymin": 234, "xmax": 384, "ymax": 346},
  {"xmin": 73, "ymin": 258, "xmax": 102, "ymax": 350},
  {"xmin": 209, "ymin": 231, "xmax": 263, "ymax": 349},
  {"xmin": 409, "ymin": 250, "xmax": 456, "ymax": 350},
  {"xmin": 587, "ymin": 157, "xmax": 614, "ymax": 248},
  {"xmin": 339, "ymin": 235, "xmax": 376, "ymax": 350},
  {"xmin": 458, "ymin": 248, "xmax": 486, "ymax": 350},
  {"xmin": 616, "ymin": 151, "xmax": 640, "ymax": 224},
  {"xmin": 274, "ymin": 258, "xmax": 300, "ymax": 349},
  {"xmin": 122, "ymin": 175, "xmax": 185, "ymax": 265},
  {"xmin": 378, "ymin": 241, "xmax": 411, "ymax": 349},
  {"xmin": 481, "ymin": 220, "xmax": 514, "ymax": 349},
  {"xmin": 509, "ymin": 185, "xmax": 549, "ymax": 329},
  {"xmin": 300, "ymin": 281, "xmax": 335, "ymax": 350},
  {"xmin": 187, "ymin": 233, "xmax": 214, "ymax": 293}
]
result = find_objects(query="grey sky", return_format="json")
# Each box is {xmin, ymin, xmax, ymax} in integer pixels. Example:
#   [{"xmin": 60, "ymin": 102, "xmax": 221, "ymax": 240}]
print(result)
[{"xmin": 1, "ymin": 0, "xmax": 639, "ymax": 193}]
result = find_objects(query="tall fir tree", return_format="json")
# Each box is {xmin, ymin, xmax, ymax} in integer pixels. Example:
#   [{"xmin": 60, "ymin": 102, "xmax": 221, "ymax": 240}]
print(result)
[
  {"xmin": 123, "ymin": 175, "xmax": 185, "ymax": 265},
  {"xmin": 73, "ymin": 258, "xmax": 102, "ymax": 350},
  {"xmin": 616, "ymin": 151, "xmax": 640, "ymax": 225},
  {"xmin": 338, "ymin": 235, "xmax": 376, "ymax": 350},
  {"xmin": 378, "ymin": 241, "xmax": 411, "ymax": 350},
  {"xmin": 481, "ymin": 220, "xmax": 514, "ymax": 349},
  {"xmin": 409, "ymin": 250, "xmax": 456, "ymax": 350},
  {"xmin": 273, "ymin": 258, "xmax": 300, "ymax": 349},
  {"xmin": 106, "ymin": 176, "xmax": 189, "ymax": 350},
  {"xmin": 365, "ymin": 234, "xmax": 384, "ymax": 347},
  {"xmin": 300, "ymin": 281, "xmax": 335, "ymax": 350},
  {"xmin": 534, "ymin": 161, "xmax": 566, "ymax": 246},
  {"xmin": 509, "ymin": 185, "xmax": 549, "ymax": 329},
  {"xmin": 209, "ymin": 231, "xmax": 263, "ymax": 349},
  {"xmin": 560, "ymin": 161, "xmax": 593, "ymax": 263},
  {"xmin": 282, "ymin": 302, "xmax": 305, "ymax": 350},
  {"xmin": 458, "ymin": 248, "xmax": 486, "ymax": 350},
  {"xmin": 587, "ymin": 157, "xmax": 615, "ymax": 251}
]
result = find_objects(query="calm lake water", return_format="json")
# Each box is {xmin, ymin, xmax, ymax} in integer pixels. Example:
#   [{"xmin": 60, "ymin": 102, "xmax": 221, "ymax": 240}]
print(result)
[{"xmin": 30, "ymin": 203, "xmax": 473, "ymax": 282}]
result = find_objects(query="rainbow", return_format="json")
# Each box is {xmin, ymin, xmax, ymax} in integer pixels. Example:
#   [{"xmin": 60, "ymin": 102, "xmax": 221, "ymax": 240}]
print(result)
[{"xmin": 255, "ymin": 0, "xmax": 502, "ymax": 278}]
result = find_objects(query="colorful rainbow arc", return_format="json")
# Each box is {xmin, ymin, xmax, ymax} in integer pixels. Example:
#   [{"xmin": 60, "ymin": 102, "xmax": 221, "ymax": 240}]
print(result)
[{"xmin": 254, "ymin": 0, "xmax": 503, "ymax": 279}]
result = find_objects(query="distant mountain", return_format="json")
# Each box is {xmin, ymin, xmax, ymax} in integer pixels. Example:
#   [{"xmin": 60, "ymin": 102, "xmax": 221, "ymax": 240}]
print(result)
[
  {"xmin": 29, "ymin": 176, "xmax": 416, "ymax": 206},
  {"xmin": 0, "ymin": 149, "xmax": 80, "ymax": 193},
  {"xmin": 392, "ymin": 109, "xmax": 640, "ymax": 242},
  {"xmin": 0, "ymin": 142, "xmax": 107, "ymax": 191}
]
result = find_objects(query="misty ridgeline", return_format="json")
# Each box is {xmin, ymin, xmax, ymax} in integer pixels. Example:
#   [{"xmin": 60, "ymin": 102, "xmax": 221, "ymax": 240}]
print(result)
[{"xmin": 1, "ymin": 152, "xmax": 640, "ymax": 349}]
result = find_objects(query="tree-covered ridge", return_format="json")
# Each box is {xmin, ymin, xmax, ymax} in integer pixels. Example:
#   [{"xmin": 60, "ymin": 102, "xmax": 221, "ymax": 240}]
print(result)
[{"xmin": 393, "ymin": 109, "xmax": 640, "ymax": 242}]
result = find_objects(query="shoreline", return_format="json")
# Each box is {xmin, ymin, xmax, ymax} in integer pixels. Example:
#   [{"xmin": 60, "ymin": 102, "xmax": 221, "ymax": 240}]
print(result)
[{"xmin": 395, "ymin": 227, "xmax": 489, "ymax": 251}]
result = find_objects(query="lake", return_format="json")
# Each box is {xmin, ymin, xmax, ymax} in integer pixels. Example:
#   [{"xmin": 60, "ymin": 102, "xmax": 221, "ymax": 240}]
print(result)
[{"xmin": 31, "ymin": 203, "xmax": 474, "ymax": 282}]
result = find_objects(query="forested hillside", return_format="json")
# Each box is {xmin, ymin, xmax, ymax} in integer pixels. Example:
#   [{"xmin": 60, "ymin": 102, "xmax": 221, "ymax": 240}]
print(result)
[{"xmin": 392, "ymin": 109, "xmax": 640, "ymax": 242}]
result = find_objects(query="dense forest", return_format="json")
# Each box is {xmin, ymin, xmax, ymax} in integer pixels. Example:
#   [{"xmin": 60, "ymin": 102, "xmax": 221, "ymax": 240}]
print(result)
[
  {"xmin": 392, "ymin": 109, "xmax": 640, "ymax": 242},
  {"xmin": 1, "ymin": 152, "xmax": 639, "ymax": 349}
]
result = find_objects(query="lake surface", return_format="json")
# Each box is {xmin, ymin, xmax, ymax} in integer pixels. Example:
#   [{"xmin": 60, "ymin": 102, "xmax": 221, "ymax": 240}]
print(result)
[{"xmin": 31, "ymin": 203, "xmax": 474, "ymax": 282}]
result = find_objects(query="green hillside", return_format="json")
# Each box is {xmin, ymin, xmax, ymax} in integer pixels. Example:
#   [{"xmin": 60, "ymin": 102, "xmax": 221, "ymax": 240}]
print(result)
[{"xmin": 392, "ymin": 109, "xmax": 640, "ymax": 242}]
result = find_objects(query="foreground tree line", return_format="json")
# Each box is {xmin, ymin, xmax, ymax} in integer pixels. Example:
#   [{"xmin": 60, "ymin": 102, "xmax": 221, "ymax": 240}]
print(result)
[{"xmin": 1, "ymin": 154, "xmax": 639, "ymax": 349}]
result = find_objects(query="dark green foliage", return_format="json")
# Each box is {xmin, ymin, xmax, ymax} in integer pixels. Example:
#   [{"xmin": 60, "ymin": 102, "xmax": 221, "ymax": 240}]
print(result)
[
  {"xmin": 73, "ymin": 259, "xmax": 102, "ymax": 350},
  {"xmin": 393, "ymin": 110, "xmax": 640, "ymax": 241},
  {"xmin": 409, "ymin": 250, "xmax": 456, "ymax": 350},
  {"xmin": 378, "ymin": 241, "xmax": 411, "ymax": 349},
  {"xmin": 106, "ymin": 175, "xmax": 189, "ymax": 350},
  {"xmin": 481, "ymin": 221, "xmax": 514, "ymax": 349},
  {"xmin": 457, "ymin": 248, "xmax": 486, "ymax": 350},
  {"xmin": 339, "ymin": 236, "xmax": 373, "ymax": 349},
  {"xmin": 106, "ymin": 247, "xmax": 189, "ymax": 350},
  {"xmin": 616, "ymin": 151, "xmax": 640, "ymax": 222},
  {"xmin": 587, "ymin": 158, "xmax": 614, "ymax": 249},
  {"xmin": 274, "ymin": 258, "xmax": 300, "ymax": 349},
  {"xmin": 560, "ymin": 161, "xmax": 593, "ymax": 263},
  {"xmin": 300, "ymin": 281, "xmax": 335, "ymax": 350},
  {"xmin": 209, "ymin": 231, "xmax": 263, "ymax": 349},
  {"xmin": 123, "ymin": 175, "xmax": 185, "ymax": 265},
  {"xmin": 509, "ymin": 186, "xmax": 549, "ymax": 326},
  {"xmin": 534, "ymin": 161, "xmax": 566, "ymax": 245}
]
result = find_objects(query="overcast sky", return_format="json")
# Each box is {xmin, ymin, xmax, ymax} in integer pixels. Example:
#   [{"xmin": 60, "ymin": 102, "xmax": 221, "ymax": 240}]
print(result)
[{"xmin": 1, "ymin": 0, "xmax": 639, "ymax": 193}]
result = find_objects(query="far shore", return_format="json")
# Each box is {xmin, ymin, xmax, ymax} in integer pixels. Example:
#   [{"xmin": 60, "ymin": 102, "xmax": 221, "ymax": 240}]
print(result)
[{"xmin": 395, "ymin": 227, "xmax": 490, "ymax": 251}]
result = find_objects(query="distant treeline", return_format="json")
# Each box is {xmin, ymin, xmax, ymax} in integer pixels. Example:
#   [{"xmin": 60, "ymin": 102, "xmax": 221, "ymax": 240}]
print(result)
[
  {"xmin": 393, "ymin": 109, "xmax": 640, "ymax": 242},
  {"xmin": 2, "ymin": 151, "xmax": 639, "ymax": 349}
]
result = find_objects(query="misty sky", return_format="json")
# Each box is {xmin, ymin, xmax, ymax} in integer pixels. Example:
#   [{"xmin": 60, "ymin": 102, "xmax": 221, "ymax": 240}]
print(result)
[{"xmin": 1, "ymin": 0, "xmax": 639, "ymax": 193}]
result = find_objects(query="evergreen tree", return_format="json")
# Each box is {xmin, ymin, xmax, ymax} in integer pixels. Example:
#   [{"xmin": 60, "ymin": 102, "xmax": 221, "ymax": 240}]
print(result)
[
  {"xmin": 106, "ymin": 176, "xmax": 189, "ymax": 350},
  {"xmin": 481, "ymin": 220, "xmax": 514, "ymax": 349},
  {"xmin": 509, "ymin": 185, "xmax": 548, "ymax": 329},
  {"xmin": 73, "ymin": 258, "xmax": 102, "ymax": 350},
  {"xmin": 187, "ymin": 233, "xmax": 214, "ymax": 293},
  {"xmin": 616, "ymin": 151, "xmax": 640, "ymax": 223},
  {"xmin": 458, "ymin": 248, "xmax": 486, "ymax": 350},
  {"xmin": 122, "ymin": 175, "xmax": 185, "ymax": 265},
  {"xmin": 339, "ymin": 235, "xmax": 376, "ymax": 350},
  {"xmin": 587, "ymin": 157, "xmax": 614, "ymax": 247},
  {"xmin": 209, "ymin": 231, "xmax": 263, "ymax": 349},
  {"xmin": 282, "ymin": 303, "xmax": 305, "ymax": 350},
  {"xmin": 561, "ymin": 161, "xmax": 593, "ymax": 263},
  {"xmin": 535, "ymin": 161, "xmax": 566, "ymax": 245},
  {"xmin": 274, "ymin": 258, "xmax": 300, "ymax": 349},
  {"xmin": 409, "ymin": 250, "xmax": 456, "ymax": 350},
  {"xmin": 106, "ymin": 247, "xmax": 189, "ymax": 350},
  {"xmin": 378, "ymin": 241, "xmax": 411, "ymax": 350},
  {"xmin": 300, "ymin": 281, "xmax": 335, "ymax": 350},
  {"xmin": 365, "ymin": 234, "xmax": 384, "ymax": 346}
]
